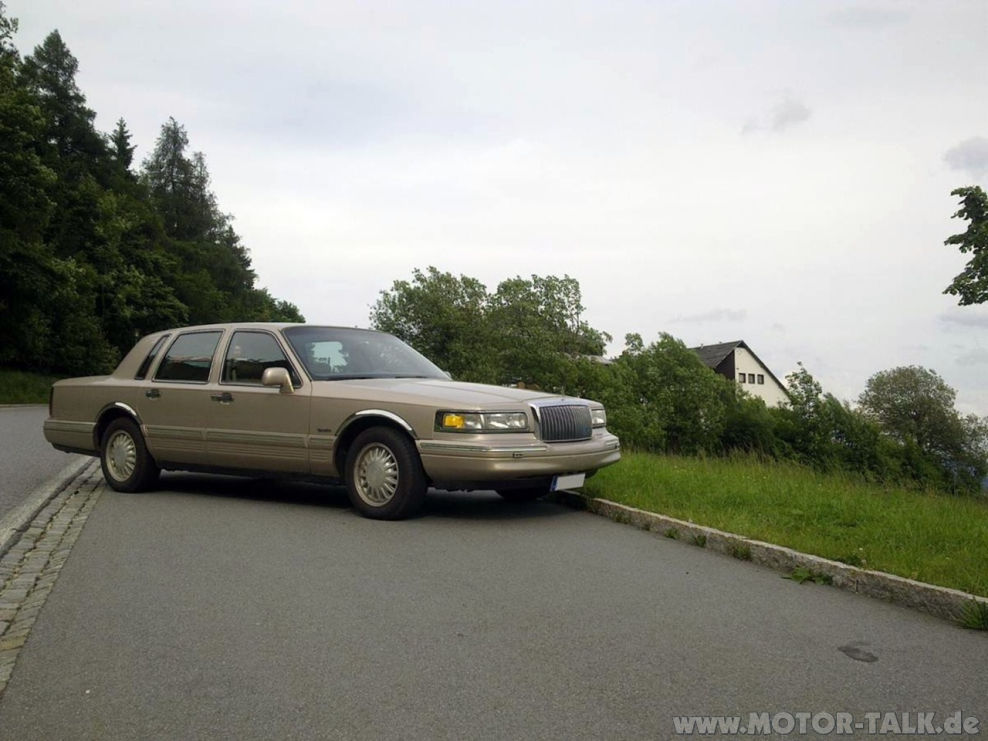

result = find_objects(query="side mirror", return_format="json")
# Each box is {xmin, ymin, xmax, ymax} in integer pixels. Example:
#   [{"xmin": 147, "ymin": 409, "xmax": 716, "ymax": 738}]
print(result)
[{"xmin": 261, "ymin": 367, "xmax": 294, "ymax": 394}]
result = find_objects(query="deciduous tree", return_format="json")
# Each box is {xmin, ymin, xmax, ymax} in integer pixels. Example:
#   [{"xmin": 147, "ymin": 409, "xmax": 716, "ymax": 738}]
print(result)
[
  {"xmin": 858, "ymin": 366, "xmax": 961, "ymax": 458},
  {"xmin": 371, "ymin": 267, "xmax": 497, "ymax": 382},
  {"xmin": 944, "ymin": 185, "xmax": 988, "ymax": 305},
  {"xmin": 858, "ymin": 365, "xmax": 987, "ymax": 489}
]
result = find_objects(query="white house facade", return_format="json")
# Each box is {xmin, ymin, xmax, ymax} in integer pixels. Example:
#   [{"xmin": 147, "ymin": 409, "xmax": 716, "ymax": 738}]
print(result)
[{"xmin": 690, "ymin": 340, "xmax": 790, "ymax": 407}]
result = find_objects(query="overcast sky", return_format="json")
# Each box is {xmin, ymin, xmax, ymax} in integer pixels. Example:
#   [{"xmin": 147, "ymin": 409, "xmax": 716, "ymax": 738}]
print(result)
[{"xmin": 11, "ymin": 1, "xmax": 988, "ymax": 413}]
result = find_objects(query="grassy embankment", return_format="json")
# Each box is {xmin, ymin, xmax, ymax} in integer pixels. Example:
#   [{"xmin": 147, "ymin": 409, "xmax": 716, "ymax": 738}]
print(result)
[
  {"xmin": 585, "ymin": 451, "xmax": 988, "ymax": 599},
  {"xmin": 0, "ymin": 368, "xmax": 58, "ymax": 405}
]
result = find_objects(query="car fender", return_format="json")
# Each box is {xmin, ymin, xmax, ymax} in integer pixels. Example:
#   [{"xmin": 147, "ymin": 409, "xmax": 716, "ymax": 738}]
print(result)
[{"xmin": 94, "ymin": 401, "xmax": 144, "ymax": 448}]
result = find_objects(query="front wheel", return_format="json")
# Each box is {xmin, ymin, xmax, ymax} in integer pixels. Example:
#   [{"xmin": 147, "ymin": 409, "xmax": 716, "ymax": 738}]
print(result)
[
  {"xmin": 345, "ymin": 427, "xmax": 427, "ymax": 520},
  {"xmin": 100, "ymin": 417, "xmax": 160, "ymax": 492}
]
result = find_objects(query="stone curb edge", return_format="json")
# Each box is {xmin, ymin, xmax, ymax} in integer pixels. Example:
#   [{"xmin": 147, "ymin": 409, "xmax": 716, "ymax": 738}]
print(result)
[
  {"xmin": 548, "ymin": 490, "xmax": 988, "ymax": 626},
  {"xmin": 0, "ymin": 463, "xmax": 104, "ymax": 693},
  {"xmin": 0, "ymin": 456, "xmax": 95, "ymax": 559}
]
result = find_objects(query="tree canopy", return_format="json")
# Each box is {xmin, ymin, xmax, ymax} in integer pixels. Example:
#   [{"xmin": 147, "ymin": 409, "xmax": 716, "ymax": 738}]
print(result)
[
  {"xmin": 858, "ymin": 366, "xmax": 987, "ymax": 488},
  {"xmin": 371, "ymin": 267, "xmax": 608, "ymax": 389},
  {"xmin": 944, "ymin": 185, "xmax": 988, "ymax": 306},
  {"xmin": 0, "ymin": 6, "xmax": 301, "ymax": 374}
]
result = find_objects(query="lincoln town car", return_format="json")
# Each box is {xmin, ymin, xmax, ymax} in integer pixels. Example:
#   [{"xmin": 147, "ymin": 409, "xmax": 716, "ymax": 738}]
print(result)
[{"xmin": 43, "ymin": 324, "xmax": 621, "ymax": 519}]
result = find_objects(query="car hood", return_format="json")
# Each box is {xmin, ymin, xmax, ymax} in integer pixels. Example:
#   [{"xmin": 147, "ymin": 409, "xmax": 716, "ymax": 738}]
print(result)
[{"xmin": 311, "ymin": 378, "xmax": 591, "ymax": 408}]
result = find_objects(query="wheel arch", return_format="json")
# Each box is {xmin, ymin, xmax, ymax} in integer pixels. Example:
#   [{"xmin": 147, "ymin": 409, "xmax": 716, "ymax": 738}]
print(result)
[
  {"xmin": 333, "ymin": 411, "xmax": 420, "ymax": 481},
  {"xmin": 94, "ymin": 402, "xmax": 144, "ymax": 450}
]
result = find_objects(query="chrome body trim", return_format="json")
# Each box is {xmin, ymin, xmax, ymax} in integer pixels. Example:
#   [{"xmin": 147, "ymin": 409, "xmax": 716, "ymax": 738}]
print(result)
[
  {"xmin": 94, "ymin": 401, "xmax": 144, "ymax": 447},
  {"xmin": 335, "ymin": 409, "xmax": 416, "ymax": 438},
  {"xmin": 418, "ymin": 441, "xmax": 549, "ymax": 454}
]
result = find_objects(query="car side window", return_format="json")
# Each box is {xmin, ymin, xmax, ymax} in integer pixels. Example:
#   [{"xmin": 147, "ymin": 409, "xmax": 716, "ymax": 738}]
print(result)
[
  {"xmin": 222, "ymin": 331, "xmax": 296, "ymax": 385},
  {"xmin": 135, "ymin": 334, "xmax": 170, "ymax": 380},
  {"xmin": 155, "ymin": 331, "xmax": 222, "ymax": 383}
]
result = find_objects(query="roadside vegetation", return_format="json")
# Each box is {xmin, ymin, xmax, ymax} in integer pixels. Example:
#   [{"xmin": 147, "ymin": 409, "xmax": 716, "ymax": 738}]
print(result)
[
  {"xmin": 585, "ymin": 451, "xmax": 988, "ymax": 598},
  {"xmin": 0, "ymin": 368, "xmax": 58, "ymax": 404}
]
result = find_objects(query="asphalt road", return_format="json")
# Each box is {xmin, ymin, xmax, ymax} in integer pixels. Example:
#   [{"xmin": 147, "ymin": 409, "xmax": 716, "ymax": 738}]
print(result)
[
  {"xmin": 0, "ymin": 405, "xmax": 79, "ymax": 520},
  {"xmin": 0, "ymin": 473, "xmax": 985, "ymax": 740}
]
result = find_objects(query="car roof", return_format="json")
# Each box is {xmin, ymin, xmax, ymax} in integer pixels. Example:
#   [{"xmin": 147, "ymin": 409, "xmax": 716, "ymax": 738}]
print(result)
[{"xmin": 155, "ymin": 323, "xmax": 384, "ymax": 333}]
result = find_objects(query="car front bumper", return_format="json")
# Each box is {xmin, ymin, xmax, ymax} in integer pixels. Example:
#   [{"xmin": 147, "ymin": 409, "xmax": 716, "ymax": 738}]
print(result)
[{"xmin": 416, "ymin": 431, "xmax": 621, "ymax": 488}]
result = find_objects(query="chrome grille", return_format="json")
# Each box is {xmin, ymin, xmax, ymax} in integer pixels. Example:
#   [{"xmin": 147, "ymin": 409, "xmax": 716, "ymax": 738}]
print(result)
[{"xmin": 537, "ymin": 405, "xmax": 592, "ymax": 442}]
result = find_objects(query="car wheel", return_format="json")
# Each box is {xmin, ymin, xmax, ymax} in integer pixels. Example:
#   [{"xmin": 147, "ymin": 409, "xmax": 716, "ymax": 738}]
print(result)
[
  {"xmin": 345, "ymin": 427, "xmax": 427, "ymax": 520},
  {"xmin": 100, "ymin": 417, "xmax": 160, "ymax": 492},
  {"xmin": 496, "ymin": 486, "xmax": 550, "ymax": 502}
]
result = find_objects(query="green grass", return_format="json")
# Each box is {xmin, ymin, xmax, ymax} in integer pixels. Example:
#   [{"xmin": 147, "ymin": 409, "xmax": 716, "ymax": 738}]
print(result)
[
  {"xmin": 0, "ymin": 368, "xmax": 59, "ymax": 404},
  {"xmin": 585, "ymin": 451, "xmax": 988, "ymax": 598}
]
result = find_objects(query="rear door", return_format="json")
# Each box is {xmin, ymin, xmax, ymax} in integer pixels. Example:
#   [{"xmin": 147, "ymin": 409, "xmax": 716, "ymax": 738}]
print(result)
[
  {"xmin": 205, "ymin": 329, "xmax": 310, "ymax": 473},
  {"xmin": 141, "ymin": 329, "xmax": 224, "ymax": 466}
]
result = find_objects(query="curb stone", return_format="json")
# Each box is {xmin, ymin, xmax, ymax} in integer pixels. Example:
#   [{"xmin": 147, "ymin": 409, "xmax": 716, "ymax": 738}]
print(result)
[
  {"xmin": 0, "ymin": 455, "xmax": 92, "ymax": 558},
  {"xmin": 548, "ymin": 490, "xmax": 988, "ymax": 626},
  {"xmin": 0, "ymin": 460, "xmax": 102, "ymax": 696}
]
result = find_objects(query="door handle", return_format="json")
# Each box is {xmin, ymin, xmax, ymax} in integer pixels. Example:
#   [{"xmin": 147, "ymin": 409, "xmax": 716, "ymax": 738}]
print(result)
[
  {"xmin": 145, "ymin": 389, "xmax": 160, "ymax": 399},
  {"xmin": 210, "ymin": 392, "xmax": 234, "ymax": 403}
]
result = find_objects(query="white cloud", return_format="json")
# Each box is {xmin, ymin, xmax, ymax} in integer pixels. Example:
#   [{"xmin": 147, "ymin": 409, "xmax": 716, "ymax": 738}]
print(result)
[
  {"xmin": 944, "ymin": 137, "xmax": 988, "ymax": 178},
  {"xmin": 772, "ymin": 96, "xmax": 812, "ymax": 132},
  {"xmin": 827, "ymin": 7, "xmax": 908, "ymax": 30},
  {"xmin": 743, "ymin": 92, "xmax": 811, "ymax": 134},
  {"xmin": 672, "ymin": 309, "xmax": 747, "ymax": 324},
  {"xmin": 940, "ymin": 312, "xmax": 988, "ymax": 329},
  {"xmin": 956, "ymin": 348, "xmax": 988, "ymax": 367}
]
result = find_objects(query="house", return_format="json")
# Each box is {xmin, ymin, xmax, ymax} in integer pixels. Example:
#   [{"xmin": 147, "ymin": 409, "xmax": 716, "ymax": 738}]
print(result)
[{"xmin": 690, "ymin": 340, "xmax": 789, "ymax": 407}]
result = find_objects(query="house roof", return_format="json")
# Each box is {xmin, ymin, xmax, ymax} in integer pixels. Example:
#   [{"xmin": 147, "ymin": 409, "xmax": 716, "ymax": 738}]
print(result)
[
  {"xmin": 689, "ymin": 339, "xmax": 790, "ymax": 398},
  {"xmin": 690, "ymin": 341, "xmax": 743, "ymax": 370}
]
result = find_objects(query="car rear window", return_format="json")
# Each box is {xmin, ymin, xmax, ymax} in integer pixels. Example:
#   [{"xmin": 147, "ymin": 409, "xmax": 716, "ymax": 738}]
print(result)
[
  {"xmin": 155, "ymin": 331, "xmax": 222, "ymax": 383},
  {"xmin": 135, "ymin": 334, "xmax": 170, "ymax": 380}
]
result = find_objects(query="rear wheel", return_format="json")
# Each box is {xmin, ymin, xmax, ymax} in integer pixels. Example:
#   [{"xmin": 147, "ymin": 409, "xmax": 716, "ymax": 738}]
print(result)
[
  {"xmin": 345, "ymin": 427, "xmax": 427, "ymax": 520},
  {"xmin": 100, "ymin": 417, "xmax": 160, "ymax": 492}
]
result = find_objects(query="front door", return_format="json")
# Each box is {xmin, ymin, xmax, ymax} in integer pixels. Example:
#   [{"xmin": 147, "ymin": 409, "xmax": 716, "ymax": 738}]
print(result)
[{"xmin": 206, "ymin": 330, "xmax": 310, "ymax": 474}]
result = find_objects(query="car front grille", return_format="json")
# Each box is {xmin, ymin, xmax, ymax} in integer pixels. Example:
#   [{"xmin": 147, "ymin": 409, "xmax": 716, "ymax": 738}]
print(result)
[{"xmin": 536, "ymin": 404, "xmax": 592, "ymax": 442}]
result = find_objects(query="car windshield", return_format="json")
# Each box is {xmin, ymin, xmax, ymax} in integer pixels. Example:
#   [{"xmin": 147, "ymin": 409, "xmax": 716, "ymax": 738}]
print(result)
[{"xmin": 282, "ymin": 326, "xmax": 448, "ymax": 381}]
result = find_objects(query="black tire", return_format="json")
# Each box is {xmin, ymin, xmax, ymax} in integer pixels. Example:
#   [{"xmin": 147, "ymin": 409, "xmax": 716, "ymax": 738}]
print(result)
[
  {"xmin": 100, "ymin": 417, "xmax": 160, "ymax": 492},
  {"xmin": 496, "ymin": 486, "xmax": 550, "ymax": 502},
  {"xmin": 344, "ymin": 427, "xmax": 427, "ymax": 520}
]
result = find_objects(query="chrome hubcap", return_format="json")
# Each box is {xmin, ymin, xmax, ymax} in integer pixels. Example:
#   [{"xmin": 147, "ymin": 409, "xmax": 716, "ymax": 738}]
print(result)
[
  {"xmin": 354, "ymin": 443, "xmax": 399, "ymax": 506},
  {"xmin": 106, "ymin": 430, "xmax": 137, "ymax": 481}
]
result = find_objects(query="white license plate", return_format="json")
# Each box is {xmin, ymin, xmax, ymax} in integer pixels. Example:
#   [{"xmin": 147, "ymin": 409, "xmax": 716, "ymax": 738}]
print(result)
[{"xmin": 551, "ymin": 473, "xmax": 586, "ymax": 491}]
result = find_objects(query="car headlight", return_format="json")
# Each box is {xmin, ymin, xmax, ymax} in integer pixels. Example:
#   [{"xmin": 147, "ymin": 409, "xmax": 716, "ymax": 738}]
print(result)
[
  {"xmin": 590, "ymin": 407, "xmax": 607, "ymax": 428},
  {"xmin": 436, "ymin": 411, "xmax": 530, "ymax": 432}
]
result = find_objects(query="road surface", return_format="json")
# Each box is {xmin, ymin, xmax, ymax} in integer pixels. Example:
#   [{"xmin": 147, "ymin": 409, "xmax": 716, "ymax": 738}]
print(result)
[
  {"xmin": 0, "ymin": 405, "xmax": 79, "ymax": 521},
  {"xmin": 0, "ymin": 472, "xmax": 984, "ymax": 739}
]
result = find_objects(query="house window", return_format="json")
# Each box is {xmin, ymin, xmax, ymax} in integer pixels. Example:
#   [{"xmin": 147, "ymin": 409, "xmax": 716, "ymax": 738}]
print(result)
[
  {"xmin": 748, "ymin": 373, "xmax": 756, "ymax": 383},
  {"xmin": 737, "ymin": 374, "xmax": 745, "ymax": 383},
  {"xmin": 757, "ymin": 374, "xmax": 765, "ymax": 385}
]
